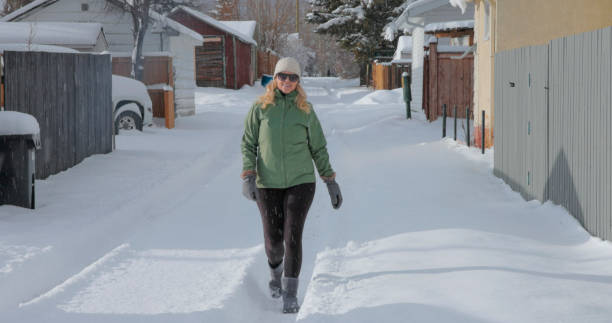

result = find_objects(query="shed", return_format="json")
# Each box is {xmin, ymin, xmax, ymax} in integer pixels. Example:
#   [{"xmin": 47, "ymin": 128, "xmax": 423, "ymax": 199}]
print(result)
[
  {"xmin": 168, "ymin": 6, "xmax": 257, "ymax": 89},
  {"xmin": 1, "ymin": 0, "xmax": 203, "ymax": 118},
  {"xmin": 0, "ymin": 22, "xmax": 108, "ymax": 52},
  {"xmin": 385, "ymin": 0, "xmax": 474, "ymax": 111}
]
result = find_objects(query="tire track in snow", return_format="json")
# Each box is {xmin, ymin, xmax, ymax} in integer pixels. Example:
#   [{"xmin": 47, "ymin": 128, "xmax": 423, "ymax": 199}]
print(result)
[
  {"xmin": 19, "ymin": 244, "xmax": 130, "ymax": 308},
  {"xmin": 8, "ymin": 128, "xmax": 241, "ymax": 312}
]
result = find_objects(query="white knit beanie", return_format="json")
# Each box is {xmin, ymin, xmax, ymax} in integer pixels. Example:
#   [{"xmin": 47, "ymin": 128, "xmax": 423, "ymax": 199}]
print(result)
[{"xmin": 274, "ymin": 57, "xmax": 301, "ymax": 77}]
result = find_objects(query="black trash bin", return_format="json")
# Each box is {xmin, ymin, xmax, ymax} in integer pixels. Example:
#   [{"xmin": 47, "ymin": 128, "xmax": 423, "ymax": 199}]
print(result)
[{"xmin": 0, "ymin": 125, "xmax": 42, "ymax": 210}]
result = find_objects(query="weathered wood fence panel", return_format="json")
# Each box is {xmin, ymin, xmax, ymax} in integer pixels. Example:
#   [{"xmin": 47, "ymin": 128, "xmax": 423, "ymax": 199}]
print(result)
[
  {"xmin": 257, "ymin": 49, "xmax": 280, "ymax": 79},
  {"xmin": 372, "ymin": 62, "xmax": 392, "ymax": 90},
  {"xmin": 423, "ymin": 42, "xmax": 474, "ymax": 121},
  {"xmin": 3, "ymin": 51, "xmax": 112, "ymax": 179},
  {"xmin": 195, "ymin": 38, "xmax": 225, "ymax": 88},
  {"xmin": 371, "ymin": 62, "xmax": 411, "ymax": 90},
  {"xmin": 494, "ymin": 26, "xmax": 612, "ymax": 241},
  {"xmin": 112, "ymin": 55, "xmax": 173, "ymax": 118},
  {"xmin": 112, "ymin": 56, "xmax": 173, "ymax": 86}
]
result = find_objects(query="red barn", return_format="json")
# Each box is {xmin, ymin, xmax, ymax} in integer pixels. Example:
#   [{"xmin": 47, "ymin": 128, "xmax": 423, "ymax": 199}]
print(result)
[{"xmin": 169, "ymin": 6, "xmax": 257, "ymax": 89}]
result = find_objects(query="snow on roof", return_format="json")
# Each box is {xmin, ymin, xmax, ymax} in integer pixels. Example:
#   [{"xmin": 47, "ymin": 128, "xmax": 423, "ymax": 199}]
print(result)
[
  {"xmin": 436, "ymin": 45, "xmax": 469, "ymax": 52},
  {"xmin": 219, "ymin": 20, "xmax": 257, "ymax": 39},
  {"xmin": 110, "ymin": 51, "xmax": 173, "ymax": 58},
  {"xmin": 425, "ymin": 20, "xmax": 474, "ymax": 33},
  {"xmin": 172, "ymin": 6, "xmax": 257, "ymax": 45},
  {"xmin": 0, "ymin": 43, "xmax": 79, "ymax": 53},
  {"xmin": 0, "ymin": 22, "xmax": 103, "ymax": 47},
  {"xmin": 0, "ymin": 0, "xmax": 202, "ymax": 43},
  {"xmin": 149, "ymin": 11, "xmax": 203, "ymax": 43},
  {"xmin": 393, "ymin": 35, "xmax": 412, "ymax": 62},
  {"xmin": 403, "ymin": 0, "xmax": 467, "ymax": 15},
  {"xmin": 0, "ymin": 0, "xmax": 54, "ymax": 21},
  {"xmin": 0, "ymin": 111, "xmax": 40, "ymax": 135},
  {"xmin": 391, "ymin": 58, "xmax": 412, "ymax": 64},
  {"xmin": 384, "ymin": 0, "xmax": 470, "ymax": 41}
]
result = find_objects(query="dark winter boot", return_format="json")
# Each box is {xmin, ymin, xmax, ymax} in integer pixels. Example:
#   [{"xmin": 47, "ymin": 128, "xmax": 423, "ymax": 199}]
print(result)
[
  {"xmin": 282, "ymin": 277, "xmax": 300, "ymax": 313},
  {"xmin": 269, "ymin": 262, "xmax": 283, "ymax": 298}
]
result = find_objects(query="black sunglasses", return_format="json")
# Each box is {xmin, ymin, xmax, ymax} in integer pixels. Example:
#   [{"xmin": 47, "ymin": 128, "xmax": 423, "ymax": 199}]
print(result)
[{"xmin": 276, "ymin": 73, "xmax": 299, "ymax": 82}]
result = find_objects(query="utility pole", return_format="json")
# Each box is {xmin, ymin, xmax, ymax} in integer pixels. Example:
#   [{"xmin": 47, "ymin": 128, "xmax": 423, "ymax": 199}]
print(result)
[{"xmin": 296, "ymin": 0, "xmax": 299, "ymax": 33}]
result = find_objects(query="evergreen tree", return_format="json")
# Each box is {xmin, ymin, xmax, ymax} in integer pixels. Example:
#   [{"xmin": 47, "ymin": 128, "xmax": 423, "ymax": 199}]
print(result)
[{"xmin": 306, "ymin": 0, "xmax": 405, "ymax": 64}]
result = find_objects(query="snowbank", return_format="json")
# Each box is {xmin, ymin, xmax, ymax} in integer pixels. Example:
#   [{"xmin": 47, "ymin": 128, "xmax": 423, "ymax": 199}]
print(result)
[{"xmin": 0, "ymin": 111, "xmax": 40, "ymax": 135}]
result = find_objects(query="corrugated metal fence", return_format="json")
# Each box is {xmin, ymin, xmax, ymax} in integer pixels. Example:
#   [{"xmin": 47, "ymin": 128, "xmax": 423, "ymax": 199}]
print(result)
[
  {"xmin": 494, "ymin": 26, "xmax": 612, "ymax": 240},
  {"xmin": 3, "ymin": 51, "xmax": 113, "ymax": 179}
]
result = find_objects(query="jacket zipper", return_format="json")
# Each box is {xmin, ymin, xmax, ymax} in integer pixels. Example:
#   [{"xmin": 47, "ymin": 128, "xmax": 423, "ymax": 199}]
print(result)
[{"xmin": 280, "ymin": 95, "xmax": 288, "ymax": 187}]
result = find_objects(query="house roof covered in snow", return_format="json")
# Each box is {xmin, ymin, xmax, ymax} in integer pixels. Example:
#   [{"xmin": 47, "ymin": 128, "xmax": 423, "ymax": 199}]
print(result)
[
  {"xmin": 425, "ymin": 19, "xmax": 474, "ymax": 33},
  {"xmin": 384, "ymin": 0, "xmax": 472, "ymax": 40},
  {"xmin": 0, "ymin": 22, "xmax": 106, "ymax": 48},
  {"xmin": 148, "ymin": 10, "xmax": 203, "ymax": 43},
  {"xmin": 219, "ymin": 20, "xmax": 257, "ymax": 40},
  {"xmin": 0, "ymin": 0, "xmax": 56, "ymax": 22},
  {"xmin": 171, "ymin": 6, "xmax": 257, "ymax": 46},
  {"xmin": 0, "ymin": 0, "xmax": 202, "ymax": 43}
]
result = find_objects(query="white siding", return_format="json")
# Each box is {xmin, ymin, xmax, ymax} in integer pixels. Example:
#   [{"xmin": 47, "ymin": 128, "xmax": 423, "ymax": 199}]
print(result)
[
  {"xmin": 12, "ymin": 0, "xmax": 199, "ymax": 115},
  {"xmin": 169, "ymin": 34, "xmax": 198, "ymax": 116},
  {"xmin": 15, "ymin": 0, "xmax": 167, "ymax": 52}
]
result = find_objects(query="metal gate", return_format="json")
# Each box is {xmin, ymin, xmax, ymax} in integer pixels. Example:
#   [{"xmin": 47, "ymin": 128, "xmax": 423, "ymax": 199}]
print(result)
[
  {"xmin": 423, "ymin": 43, "xmax": 474, "ymax": 121},
  {"xmin": 494, "ymin": 45, "xmax": 548, "ymax": 201},
  {"xmin": 494, "ymin": 26, "xmax": 612, "ymax": 240},
  {"xmin": 196, "ymin": 36, "xmax": 225, "ymax": 87}
]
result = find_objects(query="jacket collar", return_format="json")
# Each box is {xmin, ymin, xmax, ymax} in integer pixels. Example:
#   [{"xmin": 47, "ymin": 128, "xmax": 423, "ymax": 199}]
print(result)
[{"xmin": 274, "ymin": 88, "xmax": 298, "ymax": 100}]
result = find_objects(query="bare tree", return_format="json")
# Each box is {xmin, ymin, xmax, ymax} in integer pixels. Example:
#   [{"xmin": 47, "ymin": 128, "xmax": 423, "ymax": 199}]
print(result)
[
  {"xmin": 245, "ymin": 0, "xmax": 294, "ymax": 52},
  {"xmin": 106, "ymin": 0, "xmax": 152, "ymax": 81},
  {"xmin": 3, "ymin": 0, "xmax": 34, "ymax": 16},
  {"xmin": 213, "ymin": 0, "xmax": 239, "ymax": 20}
]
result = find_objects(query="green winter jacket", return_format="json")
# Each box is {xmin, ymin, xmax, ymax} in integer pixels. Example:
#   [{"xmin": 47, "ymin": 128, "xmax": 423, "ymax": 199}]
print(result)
[{"xmin": 241, "ymin": 89, "xmax": 334, "ymax": 188}]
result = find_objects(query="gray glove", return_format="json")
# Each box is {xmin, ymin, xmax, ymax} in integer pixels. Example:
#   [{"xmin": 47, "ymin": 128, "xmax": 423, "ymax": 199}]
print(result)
[
  {"xmin": 242, "ymin": 174, "xmax": 257, "ymax": 201},
  {"xmin": 324, "ymin": 178, "xmax": 343, "ymax": 209}
]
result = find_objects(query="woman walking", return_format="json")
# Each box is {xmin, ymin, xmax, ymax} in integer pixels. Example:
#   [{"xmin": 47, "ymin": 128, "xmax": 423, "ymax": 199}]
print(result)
[{"xmin": 241, "ymin": 57, "xmax": 342, "ymax": 313}]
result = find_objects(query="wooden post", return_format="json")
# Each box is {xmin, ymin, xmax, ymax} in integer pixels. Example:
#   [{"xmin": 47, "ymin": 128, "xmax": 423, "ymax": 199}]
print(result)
[
  {"xmin": 429, "ymin": 41, "xmax": 438, "ymax": 120},
  {"xmin": 164, "ymin": 90, "xmax": 174, "ymax": 129}
]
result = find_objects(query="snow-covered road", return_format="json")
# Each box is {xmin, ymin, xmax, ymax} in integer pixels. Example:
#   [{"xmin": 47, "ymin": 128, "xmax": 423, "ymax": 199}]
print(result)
[{"xmin": 1, "ymin": 78, "xmax": 612, "ymax": 322}]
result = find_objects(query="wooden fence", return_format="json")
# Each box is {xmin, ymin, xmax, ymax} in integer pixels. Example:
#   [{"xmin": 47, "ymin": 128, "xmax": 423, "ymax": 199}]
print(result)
[
  {"xmin": 423, "ymin": 42, "xmax": 474, "ymax": 121},
  {"xmin": 257, "ymin": 49, "xmax": 280, "ymax": 79},
  {"xmin": 494, "ymin": 26, "xmax": 612, "ymax": 241},
  {"xmin": 112, "ymin": 56, "xmax": 173, "ymax": 120},
  {"xmin": 371, "ymin": 62, "xmax": 411, "ymax": 90},
  {"xmin": 3, "ymin": 51, "xmax": 113, "ymax": 179}
]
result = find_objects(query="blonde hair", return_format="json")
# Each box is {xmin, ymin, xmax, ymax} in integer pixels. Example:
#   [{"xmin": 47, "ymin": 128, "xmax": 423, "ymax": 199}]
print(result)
[{"xmin": 257, "ymin": 79, "xmax": 311, "ymax": 113}]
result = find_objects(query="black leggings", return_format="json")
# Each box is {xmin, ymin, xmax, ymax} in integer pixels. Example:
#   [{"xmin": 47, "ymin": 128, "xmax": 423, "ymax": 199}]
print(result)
[{"xmin": 256, "ymin": 182, "xmax": 315, "ymax": 278}]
